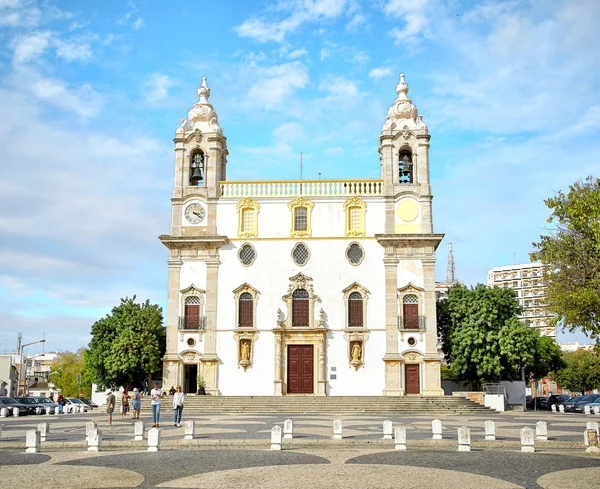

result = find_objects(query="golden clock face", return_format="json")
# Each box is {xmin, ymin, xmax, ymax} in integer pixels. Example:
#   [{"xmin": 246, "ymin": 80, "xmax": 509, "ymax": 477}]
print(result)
[{"xmin": 185, "ymin": 203, "xmax": 205, "ymax": 224}]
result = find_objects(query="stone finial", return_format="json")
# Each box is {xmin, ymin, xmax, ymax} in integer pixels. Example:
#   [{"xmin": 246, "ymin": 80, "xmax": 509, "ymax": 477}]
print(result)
[
  {"xmin": 271, "ymin": 425, "xmax": 282, "ymax": 450},
  {"xmin": 394, "ymin": 426, "xmax": 407, "ymax": 450},
  {"xmin": 458, "ymin": 426, "xmax": 471, "ymax": 452},
  {"xmin": 134, "ymin": 421, "xmax": 145, "ymax": 441},
  {"xmin": 198, "ymin": 77, "xmax": 211, "ymax": 104},
  {"xmin": 383, "ymin": 420, "xmax": 393, "ymax": 440},
  {"xmin": 521, "ymin": 427, "xmax": 535, "ymax": 452},
  {"xmin": 382, "ymin": 73, "xmax": 423, "ymax": 132},
  {"xmin": 26, "ymin": 429, "xmax": 40, "ymax": 453},
  {"xmin": 484, "ymin": 420, "xmax": 496, "ymax": 441},
  {"xmin": 283, "ymin": 419, "xmax": 293, "ymax": 439},
  {"xmin": 536, "ymin": 421, "xmax": 548, "ymax": 441},
  {"xmin": 184, "ymin": 420, "xmax": 195, "ymax": 440},
  {"xmin": 395, "ymin": 73, "xmax": 411, "ymax": 102},
  {"xmin": 333, "ymin": 420, "xmax": 343, "ymax": 440},
  {"xmin": 432, "ymin": 419, "xmax": 442, "ymax": 440},
  {"xmin": 187, "ymin": 77, "xmax": 222, "ymax": 134}
]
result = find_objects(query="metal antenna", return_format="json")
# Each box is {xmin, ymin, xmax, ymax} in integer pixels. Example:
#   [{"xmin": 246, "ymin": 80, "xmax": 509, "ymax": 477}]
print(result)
[{"xmin": 446, "ymin": 243, "xmax": 456, "ymax": 284}]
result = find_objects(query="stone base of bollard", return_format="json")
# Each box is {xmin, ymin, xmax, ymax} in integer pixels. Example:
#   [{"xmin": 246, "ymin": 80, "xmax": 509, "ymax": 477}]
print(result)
[
  {"xmin": 147, "ymin": 428, "xmax": 160, "ymax": 452},
  {"xmin": 395, "ymin": 443, "xmax": 406, "ymax": 451},
  {"xmin": 521, "ymin": 446, "xmax": 535, "ymax": 453},
  {"xmin": 458, "ymin": 444, "xmax": 471, "ymax": 452},
  {"xmin": 271, "ymin": 442, "xmax": 282, "ymax": 451},
  {"xmin": 485, "ymin": 435, "xmax": 496, "ymax": 441},
  {"xmin": 586, "ymin": 446, "xmax": 600, "ymax": 453}
]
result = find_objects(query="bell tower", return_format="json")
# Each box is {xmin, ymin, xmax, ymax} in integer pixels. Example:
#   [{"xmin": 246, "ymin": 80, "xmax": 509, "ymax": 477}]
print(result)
[
  {"xmin": 379, "ymin": 74, "xmax": 432, "ymax": 234},
  {"xmin": 170, "ymin": 77, "xmax": 228, "ymax": 237}
]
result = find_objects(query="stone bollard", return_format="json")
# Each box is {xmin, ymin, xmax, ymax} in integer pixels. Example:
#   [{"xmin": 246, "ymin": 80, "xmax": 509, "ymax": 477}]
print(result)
[
  {"xmin": 551, "ymin": 404, "xmax": 556, "ymax": 413},
  {"xmin": 271, "ymin": 425, "xmax": 282, "ymax": 451},
  {"xmin": 0, "ymin": 407, "xmax": 8, "ymax": 417},
  {"xmin": 585, "ymin": 406, "xmax": 592, "ymax": 415},
  {"xmin": 458, "ymin": 426, "xmax": 471, "ymax": 452},
  {"xmin": 26, "ymin": 429, "xmax": 40, "ymax": 453},
  {"xmin": 283, "ymin": 419, "xmax": 293, "ymax": 440},
  {"xmin": 595, "ymin": 406, "xmax": 600, "ymax": 415},
  {"xmin": 64, "ymin": 405, "xmax": 71, "ymax": 414},
  {"xmin": 134, "ymin": 421, "xmax": 145, "ymax": 441},
  {"xmin": 86, "ymin": 421, "xmax": 98, "ymax": 439},
  {"xmin": 536, "ymin": 421, "xmax": 548, "ymax": 441},
  {"xmin": 35, "ymin": 407, "xmax": 42, "ymax": 415},
  {"xmin": 38, "ymin": 422, "xmax": 49, "ymax": 442},
  {"xmin": 46, "ymin": 407, "xmax": 52, "ymax": 416},
  {"xmin": 432, "ymin": 419, "xmax": 442, "ymax": 440},
  {"xmin": 383, "ymin": 420, "xmax": 393, "ymax": 440},
  {"xmin": 13, "ymin": 407, "xmax": 20, "ymax": 417},
  {"xmin": 585, "ymin": 422, "xmax": 600, "ymax": 445},
  {"xmin": 484, "ymin": 420, "xmax": 496, "ymax": 441},
  {"xmin": 148, "ymin": 428, "xmax": 160, "ymax": 452},
  {"xmin": 184, "ymin": 420, "xmax": 195, "ymax": 440},
  {"xmin": 87, "ymin": 428, "xmax": 102, "ymax": 452},
  {"xmin": 585, "ymin": 429, "xmax": 599, "ymax": 453},
  {"xmin": 333, "ymin": 420, "xmax": 343, "ymax": 440},
  {"xmin": 394, "ymin": 426, "xmax": 407, "ymax": 451},
  {"xmin": 559, "ymin": 405, "xmax": 565, "ymax": 413},
  {"xmin": 520, "ymin": 427, "xmax": 535, "ymax": 453}
]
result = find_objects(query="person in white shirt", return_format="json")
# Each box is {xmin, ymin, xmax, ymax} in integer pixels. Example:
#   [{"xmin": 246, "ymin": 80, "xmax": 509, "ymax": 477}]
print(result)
[
  {"xmin": 150, "ymin": 383, "xmax": 164, "ymax": 427},
  {"xmin": 173, "ymin": 385, "xmax": 184, "ymax": 427}
]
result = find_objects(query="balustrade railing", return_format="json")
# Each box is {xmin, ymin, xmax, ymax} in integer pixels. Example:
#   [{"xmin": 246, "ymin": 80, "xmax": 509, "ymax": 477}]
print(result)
[{"xmin": 219, "ymin": 179, "xmax": 384, "ymax": 198}]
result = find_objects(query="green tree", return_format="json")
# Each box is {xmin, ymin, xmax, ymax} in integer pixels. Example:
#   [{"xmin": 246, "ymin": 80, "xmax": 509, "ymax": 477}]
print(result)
[
  {"xmin": 526, "ymin": 335, "xmax": 565, "ymax": 381},
  {"xmin": 86, "ymin": 296, "xmax": 165, "ymax": 389},
  {"xmin": 438, "ymin": 284, "xmax": 545, "ymax": 388},
  {"xmin": 48, "ymin": 349, "xmax": 91, "ymax": 397},
  {"xmin": 531, "ymin": 176, "xmax": 600, "ymax": 338},
  {"xmin": 555, "ymin": 350, "xmax": 600, "ymax": 393}
]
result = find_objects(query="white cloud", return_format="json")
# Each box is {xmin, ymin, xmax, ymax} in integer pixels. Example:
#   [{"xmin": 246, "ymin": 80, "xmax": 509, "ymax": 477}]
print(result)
[
  {"xmin": 55, "ymin": 40, "xmax": 93, "ymax": 62},
  {"xmin": 133, "ymin": 17, "xmax": 144, "ymax": 30},
  {"xmin": 273, "ymin": 121, "xmax": 305, "ymax": 141},
  {"xmin": 287, "ymin": 48, "xmax": 307, "ymax": 59},
  {"xmin": 12, "ymin": 31, "xmax": 51, "ymax": 64},
  {"xmin": 319, "ymin": 75, "xmax": 358, "ymax": 98},
  {"xmin": 368, "ymin": 66, "xmax": 392, "ymax": 79},
  {"xmin": 30, "ymin": 76, "xmax": 103, "ymax": 118},
  {"xmin": 145, "ymin": 72, "xmax": 175, "ymax": 103},
  {"xmin": 384, "ymin": 0, "xmax": 430, "ymax": 45},
  {"xmin": 246, "ymin": 61, "xmax": 309, "ymax": 109}
]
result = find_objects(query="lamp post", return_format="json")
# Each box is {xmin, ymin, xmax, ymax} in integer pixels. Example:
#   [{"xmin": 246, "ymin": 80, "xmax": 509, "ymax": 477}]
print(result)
[{"xmin": 17, "ymin": 333, "xmax": 46, "ymax": 396}]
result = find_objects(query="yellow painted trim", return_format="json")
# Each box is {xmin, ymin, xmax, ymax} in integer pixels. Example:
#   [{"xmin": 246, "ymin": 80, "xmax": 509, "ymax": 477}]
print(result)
[
  {"xmin": 394, "ymin": 223, "xmax": 421, "ymax": 233},
  {"xmin": 288, "ymin": 197, "xmax": 315, "ymax": 238},
  {"xmin": 228, "ymin": 236, "xmax": 377, "ymax": 241},
  {"xmin": 343, "ymin": 197, "xmax": 367, "ymax": 237},
  {"xmin": 236, "ymin": 197, "xmax": 260, "ymax": 238}
]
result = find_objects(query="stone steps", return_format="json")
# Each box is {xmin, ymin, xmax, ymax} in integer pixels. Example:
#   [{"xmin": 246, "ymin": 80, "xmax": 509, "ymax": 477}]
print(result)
[{"xmin": 139, "ymin": 396, "xmax": 494, "ymax": 414}]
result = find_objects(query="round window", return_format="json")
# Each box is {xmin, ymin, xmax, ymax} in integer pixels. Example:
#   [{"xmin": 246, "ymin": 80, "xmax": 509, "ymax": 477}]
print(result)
[
  {"xmin": 292, "ymin": 243, "xmax": 310, "ymax": 266},
  {"xmin": 238, "ymin": 243, "xmax": 256, "ymax": 266},
  {"xmin": 187, "ymin": 338, "xmax": 196, "ymax": 347},
  {"xmin": 346, "ymin": 242, "xmax": 364, "ymax": 265},
  {"xmin": 407, "ymin": 337, "xmax": 417, "ymax": 347}
]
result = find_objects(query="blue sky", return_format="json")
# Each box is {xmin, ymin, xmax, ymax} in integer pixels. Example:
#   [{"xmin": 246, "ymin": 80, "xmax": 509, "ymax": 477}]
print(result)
[{"xmin": 1, "ymin": 0, "xmax": 599, "ymax": 353}]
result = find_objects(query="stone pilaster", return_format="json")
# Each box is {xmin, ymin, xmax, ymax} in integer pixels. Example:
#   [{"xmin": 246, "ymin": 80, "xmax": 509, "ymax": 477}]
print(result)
[
  {"xmin": 162, "ymin": 257, "xmax": 182, "ymax": 389},
  {"xmin": 201, "ymin": 257, "xmax": 220, "ymax": 395},
  {"xmin": 421, "ymin": 255, "xmax": 443, "ymax": 396},
  {"xmin": 317, "ymin": 336, "xmax": 327, "ymax": 395},
  {"xmin": 383, "ymin": 256, "xmax": 403, "ymax": 395},
  {"xmin": 273, "ymin": 335, "xmax": 283, "ymax": 396}
]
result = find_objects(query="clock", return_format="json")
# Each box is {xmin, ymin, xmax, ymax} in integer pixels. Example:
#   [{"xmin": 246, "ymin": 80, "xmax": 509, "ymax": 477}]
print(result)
[{"xmin": 184, "ymin": 203, "xmax": 205, "ymax": 224}]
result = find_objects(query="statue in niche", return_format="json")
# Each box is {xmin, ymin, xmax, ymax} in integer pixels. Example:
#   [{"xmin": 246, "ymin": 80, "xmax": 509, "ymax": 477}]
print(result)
[
  {"xmin": 240, "ymin": 340, "xmax": 251, "ymax": 361},
  {"xmin": 351, "ymin": 342, "xmax": 362, "ymax": 362}
]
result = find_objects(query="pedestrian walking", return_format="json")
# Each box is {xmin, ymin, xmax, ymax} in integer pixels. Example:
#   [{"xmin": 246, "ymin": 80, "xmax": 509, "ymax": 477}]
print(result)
[
  {"xmin": 150, "ymin": 383, "xmax": 164, "ymax": 428},
  {"xmin": 121, "ymin": 389, "xmax": 130, "ymax": 419},
  {"xmin": 173, "ymin": 385, "xmax": 184, "ymax": 427},
  {"xmin": 106, "ymin": 391, "xmax": 116, "ymax": 425},
  {"xmin": 56, "ymin": 393, "xmax": 65, "ymax": 414},
  {"xmin": 132, "ymin": 388, "xmax": 141, "ymax": 419}
]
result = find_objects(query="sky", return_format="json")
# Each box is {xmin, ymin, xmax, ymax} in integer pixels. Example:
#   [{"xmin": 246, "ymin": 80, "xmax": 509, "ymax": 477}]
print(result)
[{"xmin": 1, "ymin": 0, "xmax": 599, "ymax": 354}]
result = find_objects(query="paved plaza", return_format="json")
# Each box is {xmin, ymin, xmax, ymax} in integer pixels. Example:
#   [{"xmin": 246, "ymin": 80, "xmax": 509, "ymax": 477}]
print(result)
[{"xmin": 1, "ymin": 410, "xmax": 599, "ymax": 488}]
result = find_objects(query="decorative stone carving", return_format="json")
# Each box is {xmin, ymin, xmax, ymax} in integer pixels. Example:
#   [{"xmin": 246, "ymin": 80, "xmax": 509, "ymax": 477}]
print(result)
[
  {"xmin": 277, "ymin": 308, "xmax": 286, "ymax": 326},
  {"xmin": 404, "ymin": 352, "xmax": 421, "ymax": 363},
  {"xmin": 382, "ymin": 74, "xmax": 426, "ymax": 131},
  {"xmin": 176, "ymin": 118, "xmax": 188, "ymax": 135},
  {"xmin": 344, "ymin": 331, "xmax": 369, "ymax": 371},
  {"xmin": 280, "ymin": 273, "xmax": 321, "ymax": 329},
  {"xmin": 187, "ymin": 77, "xmax": 222, "ymax": 134}
]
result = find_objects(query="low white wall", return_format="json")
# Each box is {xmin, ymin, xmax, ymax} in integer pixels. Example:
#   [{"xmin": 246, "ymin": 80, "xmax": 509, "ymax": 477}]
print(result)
[{"xmin": 484, "ymin": 394, "xmax": 505, "ymax": 412}]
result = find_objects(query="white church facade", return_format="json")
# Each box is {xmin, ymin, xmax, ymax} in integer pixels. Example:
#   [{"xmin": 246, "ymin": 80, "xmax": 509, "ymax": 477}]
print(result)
[{"xmin": 160, "ymin": 74, "xmax": 445, "ymax": 396}]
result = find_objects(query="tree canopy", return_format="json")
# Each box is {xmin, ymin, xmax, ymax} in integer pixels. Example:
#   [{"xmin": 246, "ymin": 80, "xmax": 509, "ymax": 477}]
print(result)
[
  {"xmin": 86, "ymin": 296, "xmax": 165, "ymax": 389},
  {"xmin": 49, "ymin": 349, "xmax": 91, "ymax": 398},
  {"xmin": 554, "ymin": 350, "xmax": 600, "ymax": 393},
  {"xmin": 531, "ymin": 176, "xmax": 600, "ymax": 338},
  {"xmin": 438, "ymin": 284, "xmax": 559, "ymax": 387}
]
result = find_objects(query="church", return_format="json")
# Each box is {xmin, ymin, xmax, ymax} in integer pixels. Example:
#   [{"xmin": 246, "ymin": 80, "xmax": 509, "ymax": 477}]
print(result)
[{"xmin": 159, "ymin": 74, "xmax": 445, "ymax": 396}]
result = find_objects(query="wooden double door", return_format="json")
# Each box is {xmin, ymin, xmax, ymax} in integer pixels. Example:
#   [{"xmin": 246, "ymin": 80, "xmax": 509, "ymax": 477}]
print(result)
[
  {"xmin": 405, "ymin": 364, "xmax": 420, "ymax": 394},
  {"xmin": 287, "ymin": 345, "xmax": 314, "ymax": 394}
]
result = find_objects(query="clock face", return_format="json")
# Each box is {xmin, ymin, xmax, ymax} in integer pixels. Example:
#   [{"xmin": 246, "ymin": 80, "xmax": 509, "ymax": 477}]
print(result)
[{"xmin": 185, "ymin": 203, "xmax": 205, "ymax": 224}]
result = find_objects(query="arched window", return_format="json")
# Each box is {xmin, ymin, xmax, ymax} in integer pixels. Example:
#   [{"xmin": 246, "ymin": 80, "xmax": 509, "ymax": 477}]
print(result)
[
  {"xmin": 238, "ymin": 292, "xmax": 253, "ymax": 328},
  {"xmin": 190, "ymin": 151, "xmax": 205, "ymax": 186},
  {"xmin": 292, "ymin": 288, "xmax": 309, "ymax": 326},
  {"xmin": 399, "ymin": 150, "xmax": 413, "ymax": 184},
  {"xmin": 294, "ymin": 207, "xmax": 307, "ymax": 232},
  {"xmin": 348, "ymin": 292, "xmax": 363, "ymax": 327},
  {"xmin": 184, "ymin": 296, "xmax": 201, "ymax": 329},
  {"xmin": 237, "ymin": 198, "xmax": 260, "ymax": 238},
  {"xmin": 402, "ymin": 294, "xmax": 419, "ymax": 329}
]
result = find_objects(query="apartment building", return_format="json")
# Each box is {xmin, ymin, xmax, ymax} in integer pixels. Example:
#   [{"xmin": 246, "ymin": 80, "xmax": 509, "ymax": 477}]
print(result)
[{"xmin": 487, "ymin": 263, "xmax": 555, "ymax": 337}]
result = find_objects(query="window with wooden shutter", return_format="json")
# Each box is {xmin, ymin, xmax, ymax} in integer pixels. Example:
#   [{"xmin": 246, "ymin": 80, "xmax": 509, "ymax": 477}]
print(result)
[
  {"xmin": 184, "ymin": 296, "xmax": 200, "ymax": 329},
  {"xmin": 292, "ymin": 288, "xmax": 309, "ymax": 326},
  {"xmin": 238, "ymin": 292, "xmax": 253, "ymax": 328},
  {"xmin": 403, "ymin": 294, "xmax": 419, "ymax": 329},
  {"xmin": 348, "ymin": 292, "xmax": 363, "ymax": 327}
]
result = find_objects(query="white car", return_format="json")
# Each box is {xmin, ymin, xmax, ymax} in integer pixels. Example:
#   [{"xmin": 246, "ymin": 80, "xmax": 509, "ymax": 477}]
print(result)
[{"xmin": 65, "ymin": 397, "xmax": 89, "ymax": 412}]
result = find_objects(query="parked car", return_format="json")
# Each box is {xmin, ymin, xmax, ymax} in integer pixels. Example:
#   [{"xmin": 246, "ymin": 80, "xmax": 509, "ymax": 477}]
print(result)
[
  {"xmin": 15, "ymin": 396, "xmax": 47, "ymax": 415},
  {"xmin": 80, "ymin": 398, "xmax": 98, "ymax": 409},
  {"xmin": 546, "ymin": 394, "xmax": 571, "ymax": 409},
  {"xmin": 65, "ymin": 397, "xmax": 88, "ymax": 412},
  {"xmin": 527, "ymin": 396, "xmax": 548, "ymax": 410},
  {"xmin": 574, "ymin": 394, "xmax": 600, "ymax": 412},
  {"xmin": 33, "ymin": 396, "xmax": 58, "ymax": 414},
  {"xmin": 564, "ymin": 395, "xmax": 585, "ymax": 412},
  {"xmin": 0, "ymin": 397, "xmax": 29, "ymax": 416},
  {"xmin": 586, "ymin": 401, "xmax": 600, "ymax": 413}
]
